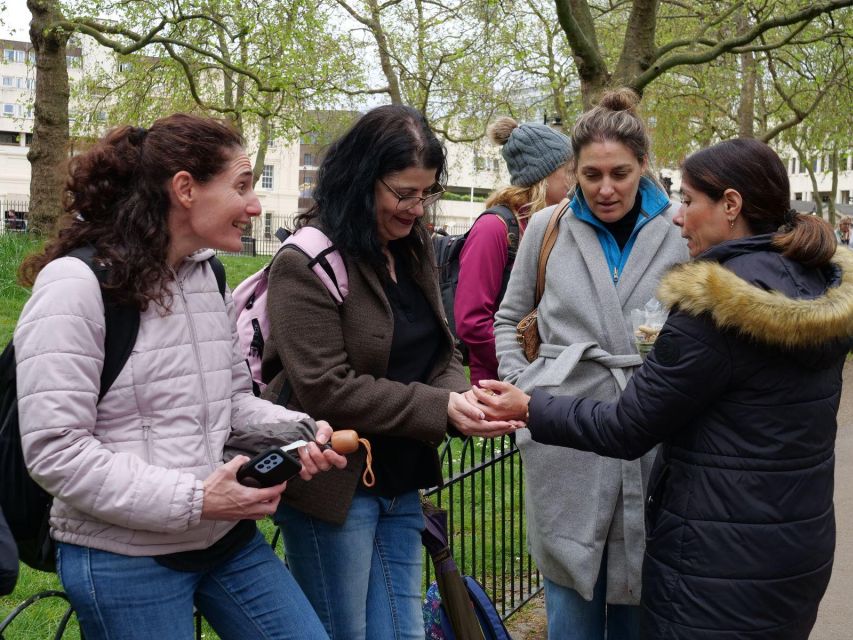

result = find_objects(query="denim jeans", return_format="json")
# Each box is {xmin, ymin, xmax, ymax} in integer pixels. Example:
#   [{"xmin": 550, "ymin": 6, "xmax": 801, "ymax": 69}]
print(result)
[
  {"xmin": 544, "ymin": 555, "xmax": 640, "ymax": 640},
  {"xmin": 276, "ymin": 488, "xmax": 425, "ymax": 640},
  {"xmin": 57, "ymin": 529, "xmax": 328, "ymax": 640}
]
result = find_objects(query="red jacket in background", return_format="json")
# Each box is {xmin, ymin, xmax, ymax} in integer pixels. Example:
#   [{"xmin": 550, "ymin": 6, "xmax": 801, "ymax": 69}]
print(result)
[{"xmin": 454, "ymin": 212, "xmax": 527, "ymax": 384}]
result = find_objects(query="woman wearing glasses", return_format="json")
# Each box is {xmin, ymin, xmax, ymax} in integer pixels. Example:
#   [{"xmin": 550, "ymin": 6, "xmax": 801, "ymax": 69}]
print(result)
[{"xmin": 260, "ymin": 104, "xmax": 518, "ymax": 639}]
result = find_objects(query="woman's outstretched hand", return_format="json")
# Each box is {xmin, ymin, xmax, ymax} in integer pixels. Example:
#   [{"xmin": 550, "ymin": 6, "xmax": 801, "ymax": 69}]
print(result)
[
  {"xmin": 296, "ymin": 420, "xmax": 348, "ymax": 481},
  {"xmin": 447, "ymin": 391, "xmax": 523, "ymax": 438},
  {"xmin": 464, "ymin": 380, "xmax": 530, "ymax": 422}
]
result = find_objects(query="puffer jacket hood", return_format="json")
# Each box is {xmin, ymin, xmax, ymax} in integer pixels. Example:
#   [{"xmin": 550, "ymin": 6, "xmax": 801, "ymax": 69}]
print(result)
[{"xmin": 658, "ymin": 235, "xmax": 853, "ymax": 351}]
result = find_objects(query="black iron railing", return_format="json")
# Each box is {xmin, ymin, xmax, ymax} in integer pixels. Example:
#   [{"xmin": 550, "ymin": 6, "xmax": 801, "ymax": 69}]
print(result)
[
  {"xmin": 1, "ymin": 200, "xmax": 29, "ymax": 234},
  {"xmin": 423, "ymin": 435, "xmax": 541, "ymax": 620}
]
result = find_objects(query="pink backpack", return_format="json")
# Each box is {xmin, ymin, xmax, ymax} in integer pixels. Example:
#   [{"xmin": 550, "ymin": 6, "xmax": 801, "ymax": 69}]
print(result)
[{"xmin": 232, "ymin": 226, "xmax": 348, "ymax": 394}]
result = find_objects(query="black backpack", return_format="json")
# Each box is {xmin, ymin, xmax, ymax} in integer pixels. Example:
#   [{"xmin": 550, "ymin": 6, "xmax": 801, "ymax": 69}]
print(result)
[
  {"xmin": 433, "ymin": 206, "xmax": 519, "ymax": 363},
  {"xmin": 0, "ymin": 247, "xmax": 225, "ymax": 572}
]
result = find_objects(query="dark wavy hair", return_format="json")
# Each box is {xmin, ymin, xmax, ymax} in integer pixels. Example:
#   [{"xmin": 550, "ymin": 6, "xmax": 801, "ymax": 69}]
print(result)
[
  {"xmin": 296, "ymin": 105, "xmax": 446, "ymax": 273},
  {"xmin": 681, "ymin": 138, "xmax": 835, "ymax": 268},
  {"xmin": 20, "ymin": 113, "xmax": 243, "ymax": 310}
]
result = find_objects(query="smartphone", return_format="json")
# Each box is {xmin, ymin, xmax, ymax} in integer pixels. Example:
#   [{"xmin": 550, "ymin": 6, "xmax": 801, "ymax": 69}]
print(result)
[{"xmin": 236, "ymin": 447, "xmax": 302, "ymax": 488}]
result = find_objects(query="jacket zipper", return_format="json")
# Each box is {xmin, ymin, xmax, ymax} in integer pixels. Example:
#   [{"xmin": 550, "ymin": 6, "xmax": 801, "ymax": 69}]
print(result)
[
  {"xmin": 173, "ymin": 267, "xmax": 216, "ymax": 473},
  {"xmin": 142, "ymin": 425, "xmax": 152, "ymax": 462},
  {"xmin": 613, "ymin": 266, "xmax": 619, "ymax": 283},
  {"xmin": 173, "ymin": 266, "xmax": 217, "ymax": 547}
]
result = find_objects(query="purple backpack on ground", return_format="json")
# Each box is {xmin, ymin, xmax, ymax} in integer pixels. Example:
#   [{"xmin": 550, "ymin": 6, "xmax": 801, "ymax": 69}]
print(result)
[{"xmin": 232, "ymin": 226, "xmax": 348, "ymax": 394}]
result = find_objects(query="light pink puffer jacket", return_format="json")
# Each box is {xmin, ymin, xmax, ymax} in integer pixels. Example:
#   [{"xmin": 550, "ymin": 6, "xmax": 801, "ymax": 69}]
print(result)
[{"xmin": 14, "ymin": 250, "xmax": 315, "ymax": 556}]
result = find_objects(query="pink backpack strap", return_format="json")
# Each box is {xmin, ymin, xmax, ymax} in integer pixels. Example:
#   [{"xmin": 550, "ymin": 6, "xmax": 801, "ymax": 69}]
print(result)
[{"xmin": 282, "ymin": 227, "xmax": 348, "ymax": 304}]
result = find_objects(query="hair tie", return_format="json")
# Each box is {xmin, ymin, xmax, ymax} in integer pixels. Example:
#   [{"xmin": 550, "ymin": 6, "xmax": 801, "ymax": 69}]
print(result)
[
  {"xmin": 784, "ymin": 208, "xmax": 798, "ymax": 225},
  {"xmin": 128, "ymin": 126, "xmax": 148, "ymax": 145}
]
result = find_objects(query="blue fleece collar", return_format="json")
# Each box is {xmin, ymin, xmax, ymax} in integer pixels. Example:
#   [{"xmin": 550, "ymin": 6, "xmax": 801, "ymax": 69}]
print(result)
[{"xmin": 570, "ymin": 176, "xmax": 671, "ymax": 284}]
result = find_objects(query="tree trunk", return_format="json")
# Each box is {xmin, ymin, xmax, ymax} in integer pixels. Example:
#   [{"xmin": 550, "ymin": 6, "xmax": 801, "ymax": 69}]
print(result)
[
  {"xmin": 737, "ymin": 52, "xmax": 757, "ymax": 137},
  {"xmin": 367, "ymin": 0, "xmax": 402, "ymax": 105},
  {"xmin": 736, "ymin": 12, "xmax": 756, "ymax": 138},
  {"xmin": 27, "ymin": 0, "xmax": 70, "ymax": 234},
  {"xmin": 828, "ymin": 146, "xmax": 838, "ymax": 223}
]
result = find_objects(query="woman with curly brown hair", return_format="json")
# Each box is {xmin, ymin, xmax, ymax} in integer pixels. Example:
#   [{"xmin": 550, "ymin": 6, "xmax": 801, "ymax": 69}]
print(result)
[{"xmin": 14, "ymin": 113, "xmax": 345, "ymax": 640}]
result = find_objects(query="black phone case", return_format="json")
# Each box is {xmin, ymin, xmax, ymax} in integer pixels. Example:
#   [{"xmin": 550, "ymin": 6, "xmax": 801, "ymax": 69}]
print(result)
[{"xmin": 236, "ymin": 448, "xmax": 302, "ymax": 488}]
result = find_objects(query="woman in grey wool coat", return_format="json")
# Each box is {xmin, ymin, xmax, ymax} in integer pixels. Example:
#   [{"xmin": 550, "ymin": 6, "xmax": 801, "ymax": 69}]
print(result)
[{"xmin": 491, "ymin": 89, "xmax": 688, "ymax": 640}]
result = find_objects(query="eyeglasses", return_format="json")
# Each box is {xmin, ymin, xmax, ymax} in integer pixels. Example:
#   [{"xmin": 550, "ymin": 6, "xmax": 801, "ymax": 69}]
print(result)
[{"xmin": 380, "ymin": 178, "xmax": 445, "ymax": 211}]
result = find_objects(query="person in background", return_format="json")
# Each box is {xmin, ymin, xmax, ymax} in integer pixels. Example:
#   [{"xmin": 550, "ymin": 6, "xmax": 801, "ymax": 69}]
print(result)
[
  {"xmin": 260, "ymin": 105, "xmax": 518, "ymax": 640},
  {"xmin": 15, "ymin": 114, "xmax": 345, "ymax": 640},
  {"xmin": 835, "ymin": 215, "xmax": 851, "ymax": 246},
  {"xmin": 470, "ymin": 138, "xmax": 849, "ymax": 640},
  {"xmin": 490, "ymin": 89, "xmax": 688, "ymax": 640},
  {"xmin": 455, "ymin": 117, "xmax": 573, "ymax": 384}
]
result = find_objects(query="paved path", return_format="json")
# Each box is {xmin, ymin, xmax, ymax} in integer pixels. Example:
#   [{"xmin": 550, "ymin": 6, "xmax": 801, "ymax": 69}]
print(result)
[
  {"xmin": 507, "ymin": 359, "xmax": 853, "ymax": 640},
  {"xmin": 811, "ymin": 359, "xmax": 853, "ymax": 639}
]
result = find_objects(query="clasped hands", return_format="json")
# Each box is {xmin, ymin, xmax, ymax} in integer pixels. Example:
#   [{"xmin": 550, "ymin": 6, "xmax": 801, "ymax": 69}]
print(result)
[{"xmin": 447, "ymin": 379, "xmax": 531, "ymax": 438}]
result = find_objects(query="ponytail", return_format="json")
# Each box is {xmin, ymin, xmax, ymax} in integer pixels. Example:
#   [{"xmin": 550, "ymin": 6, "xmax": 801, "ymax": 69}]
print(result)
[{"xmin": 772, "ymin": 211, "xmax": 836, "ymax": 268}]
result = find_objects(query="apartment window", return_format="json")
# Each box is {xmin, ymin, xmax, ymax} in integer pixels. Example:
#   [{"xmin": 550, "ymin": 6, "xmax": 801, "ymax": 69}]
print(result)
[
  {"xmin": 263, "ymin": 212, "xmax": 272, "ymax": 239},
  {"xmin": 14, "ymin": 50, "xmax": 25, "ymax": 63},
  {"xmin": 261, "ymin": 165, "xmax": 274, "ymax": 190},
  {"xmin": 788, "ymin": 157, "xmax": 797, "ymax": 174},
  {"xmin": 303, "ymin": 153, "xmax": 314, "ymax": 166},
  {"xmin": 0, "ymin": 131, "xmax": 19, "ymax": 145},
  {"xmin": 66, "ymin": 55, "xmax": 81, "ymax": 68},
  {"xmin": 2, "ymin": 104, "xmax": 15, "ymax": 117},
  {"xmin": 119, "ymin": 61, "xmax": 133, "ymax": 72},
  {"xmin": 794, "ymin": 192, "xmax": 802, "ymax": 201},
  {"xmin": 300, "ymin": 176, "xmax": 315, "ymax": 198},
  {"xmin": 841, "ymin": 191, "xmax": 850, "ymax": 204},
  {"xmin": 492, "ymin": 158, "xmax": 500, "ymax": 171},
  {"xmin": 2, "ymin": 77, "xmax": 13, "ymax": 87},
  {"xmin": 3, "ymin": 50, "xmax": 14, "ymax": 63}
]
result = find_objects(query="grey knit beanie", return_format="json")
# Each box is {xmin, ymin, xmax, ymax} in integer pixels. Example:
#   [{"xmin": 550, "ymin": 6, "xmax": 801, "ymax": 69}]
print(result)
[{"xmin": 489, "ymin": 117, "xmax": 572, "ymax": 187}]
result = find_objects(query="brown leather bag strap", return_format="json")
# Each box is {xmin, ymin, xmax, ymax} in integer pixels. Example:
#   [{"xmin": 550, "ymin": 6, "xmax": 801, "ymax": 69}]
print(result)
[{"xmin": 534, "ymin": 198, "xmax": 571, "ymax": 304}]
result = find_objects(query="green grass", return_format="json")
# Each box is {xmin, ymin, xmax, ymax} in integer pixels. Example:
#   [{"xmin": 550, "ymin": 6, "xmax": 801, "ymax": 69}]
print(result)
[{"xmin": 0, "ymin": 234, "xmax": 41, "ymax": 344}]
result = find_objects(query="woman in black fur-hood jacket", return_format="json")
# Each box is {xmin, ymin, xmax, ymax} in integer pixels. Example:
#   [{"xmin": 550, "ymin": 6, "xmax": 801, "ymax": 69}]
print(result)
[{"xmin": 468, "ymin": 138, "xmax": 853, "ymax": 639}]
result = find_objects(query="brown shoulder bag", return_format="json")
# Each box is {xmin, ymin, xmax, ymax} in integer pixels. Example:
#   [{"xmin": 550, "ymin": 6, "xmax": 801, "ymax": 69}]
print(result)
[{"xmin": 515, "ymin": 198, "xmax": 571, "ymax": 362}]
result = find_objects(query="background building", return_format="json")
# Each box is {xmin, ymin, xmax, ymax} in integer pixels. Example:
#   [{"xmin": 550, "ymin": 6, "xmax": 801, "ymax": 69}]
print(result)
[{"xmin": 3, "ymin": 35, "xmax": 852, "ymax": 243}]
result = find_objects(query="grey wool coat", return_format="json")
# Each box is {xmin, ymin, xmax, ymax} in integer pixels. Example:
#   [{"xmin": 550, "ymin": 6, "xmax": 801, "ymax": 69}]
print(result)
[{"xmin": 494, "ymin": 202, "xmax": 688, "ymax": 604}]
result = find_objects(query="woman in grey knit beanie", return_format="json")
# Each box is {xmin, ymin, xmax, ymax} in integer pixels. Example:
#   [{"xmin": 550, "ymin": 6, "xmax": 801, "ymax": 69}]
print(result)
[{"xmin": 453, "ymin": 116, "xmax": 573, "ymax": 386}]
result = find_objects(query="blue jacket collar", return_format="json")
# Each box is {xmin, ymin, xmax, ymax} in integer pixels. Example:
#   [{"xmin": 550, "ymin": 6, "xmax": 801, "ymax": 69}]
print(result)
[{"xmin": 569, "ymin": 177, "xmax": 671, "ymax": 283}]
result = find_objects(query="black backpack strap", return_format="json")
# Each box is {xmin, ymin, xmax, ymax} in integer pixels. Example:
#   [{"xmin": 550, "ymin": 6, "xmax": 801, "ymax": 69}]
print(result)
[
  {"xmin": 67, "ymin": 247, "xmax": 139, "ymax": 403},
  {"xmin": 208, "ymin": 256, "xmax": 227, "ymax": 299},
  {"xmin": 483, "ymin": 205, "xmax": 520, "ymax": 262}
]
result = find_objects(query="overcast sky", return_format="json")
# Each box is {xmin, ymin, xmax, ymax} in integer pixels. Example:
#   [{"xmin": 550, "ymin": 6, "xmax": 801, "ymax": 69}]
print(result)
[{"xmin": 1, "ymin": 0, "xmax": 31, "ymax": 39}]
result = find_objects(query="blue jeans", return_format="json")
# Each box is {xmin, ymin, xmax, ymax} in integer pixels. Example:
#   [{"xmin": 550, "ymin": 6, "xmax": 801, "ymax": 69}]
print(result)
[
  {"xmin": 57, "ymin": 529, "xmax": 328, "ymax": 640},
  {"xmin": 276, "ymin": 488, "xmax": 425, "ymax": 640},
  {"xmin": 544, "ymin": 556, "xmax": 640, "ymax": 640}
]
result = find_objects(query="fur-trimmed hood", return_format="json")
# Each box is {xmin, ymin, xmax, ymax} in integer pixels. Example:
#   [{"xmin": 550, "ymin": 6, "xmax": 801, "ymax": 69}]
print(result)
[{"xmin": 657, "ymin": 237, "xmax": 853, "ymax": 350}]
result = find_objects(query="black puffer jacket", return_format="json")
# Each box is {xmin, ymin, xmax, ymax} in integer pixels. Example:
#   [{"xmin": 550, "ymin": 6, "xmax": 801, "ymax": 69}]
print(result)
[{"xmin": 528, "ymin": 235, "xmax": 853, "ymax": 639}]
